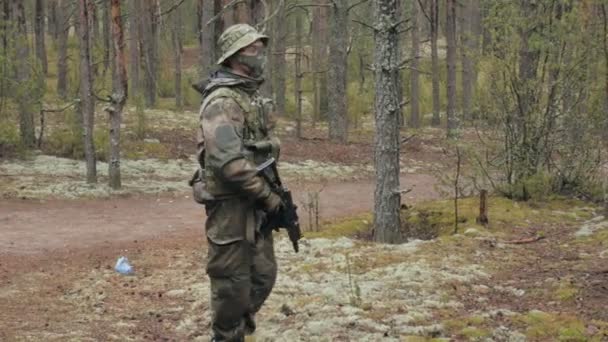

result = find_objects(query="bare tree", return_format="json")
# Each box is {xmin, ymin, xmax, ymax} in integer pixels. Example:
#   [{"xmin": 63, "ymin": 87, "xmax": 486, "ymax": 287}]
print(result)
[
  {"xmin": 34, "ymin": 0, "xmax": 48, "ymax": 75},
  {"xmin": 78, "ymin": 0, "xmax": 97, "ymax": 183},
  {"xmin": 107, "ymin": 0, "xmax": 128, "ymax": 189},
  {"xmin": 446, "ymin": 0, "xmax": 458, "ymax": 137},
  {"xmin": 373, "ymin": 0, "xmax": 402, "ymax": 243}
]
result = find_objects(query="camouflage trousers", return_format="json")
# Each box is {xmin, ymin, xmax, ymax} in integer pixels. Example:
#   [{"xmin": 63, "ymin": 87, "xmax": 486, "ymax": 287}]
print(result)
[{"xmin": 206, "ymin": 233, "xmax": 277, "ymax": 341}]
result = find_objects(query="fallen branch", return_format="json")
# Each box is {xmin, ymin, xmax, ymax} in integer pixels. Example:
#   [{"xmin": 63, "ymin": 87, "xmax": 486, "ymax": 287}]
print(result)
[{"xmin": 502, "ymin": 235, "xmax": 545, "ymax": 244}]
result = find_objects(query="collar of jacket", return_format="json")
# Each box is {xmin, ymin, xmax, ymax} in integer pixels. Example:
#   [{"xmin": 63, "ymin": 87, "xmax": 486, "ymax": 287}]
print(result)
[{"xmin": 193, "ymin": 66, "xmax": 264, "ymax": 98}]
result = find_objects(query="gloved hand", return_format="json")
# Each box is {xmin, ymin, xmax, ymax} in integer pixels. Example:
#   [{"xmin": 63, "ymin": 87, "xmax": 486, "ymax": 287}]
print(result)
[{"xmin": 262, "ymin": 192, "xmax": 283, "ymax": 214}]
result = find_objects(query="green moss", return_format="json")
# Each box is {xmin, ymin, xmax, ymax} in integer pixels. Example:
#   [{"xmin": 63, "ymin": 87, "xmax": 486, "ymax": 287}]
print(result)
[
  {"xmin": 305, "ymin": 214, "xmax": 372, "ymax": 239},
  {"xmin": 515, "ymin": 311, "xmax": 589, "ymax": 341},
  {"xmin": 460, "ymin": 326, "xmax": 490, "ymax": 339},
  {"xmin": 554, "ymin": 278, "xmax": 578, "ymax": 302}
]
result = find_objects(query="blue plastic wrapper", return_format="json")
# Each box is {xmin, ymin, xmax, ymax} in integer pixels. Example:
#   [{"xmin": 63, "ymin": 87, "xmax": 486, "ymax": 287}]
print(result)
[{"xmin": 114, "ymin": 256, "xmax": 134, "ymax": 275}]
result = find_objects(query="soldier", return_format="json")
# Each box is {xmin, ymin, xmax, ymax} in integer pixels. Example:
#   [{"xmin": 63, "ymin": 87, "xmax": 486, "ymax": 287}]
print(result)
[{"xmin": 193, "ymin": 24, "xmax": 282, "ymax": 342}]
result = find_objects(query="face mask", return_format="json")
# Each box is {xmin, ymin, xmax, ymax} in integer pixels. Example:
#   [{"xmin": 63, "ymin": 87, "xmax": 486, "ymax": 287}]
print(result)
[{"xmin": 236, "ymin": 49, "xmax": 267, "ymax": 79}]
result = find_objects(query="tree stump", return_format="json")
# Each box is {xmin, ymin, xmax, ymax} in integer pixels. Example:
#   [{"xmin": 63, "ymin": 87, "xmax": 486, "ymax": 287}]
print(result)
[{"xmin": 476, "ymin": 189, "xmax": 489, "ymax": 226}]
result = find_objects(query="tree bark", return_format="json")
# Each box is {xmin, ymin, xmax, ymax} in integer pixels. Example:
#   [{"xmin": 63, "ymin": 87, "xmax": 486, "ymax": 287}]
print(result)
[
  {"xmin": 12, "ymin": 0, "xmax": 36, "ymax": 148},
  {"xmin": 410, "ymin": 0, "xmax": 420, "ymax": 128},
  {"xmin": 34, "ymin": 0, "xmax": 48, "ymax": 75},
  {"xmin": 274, "ymin": 2, "xmax": 286, "ymax": 116},
  {"xmin": 600, "ymin": 4, "xmax": 608, "ymax": 142},
  {"xmin": 312, "ymin": 0, "xmax": 329, "ymax": 123},
  {"xmin": 128, "ymin": 0, "xmax": 141, "ymax": 97},
  {"xmin": 446, "ymin": 0, "xmax": 458, "ymax": 137},
  {"xmin": 200, "ymin": 0, "xmax": 216, "ymax": 79},
  {"xmin": 78, "ymin": 0, "xmax": 97, "ymax": 183},
  {"xmin": 56, "ymin": 0, "xmax": 70, "ymax": 99},
  {"xmin": 328, "ymin": 0, "xmax": 348, "ymax": 143},
  {"xmin": 430, "ymin": 0, "xmax": 441, "ymax": 126},
  {"xmin": 102, "ymin": 0, "xmax": 111, "ymax": 72},
  {"xmin": 172, "ymin": 4, "xmax": 183, "ymax": 109},
  {"xmin": 234, "ymin": 0, "xmax": 249, "ymax": 23},
  {"xmin": 142, "ymin": 0, "xmax": 158, "ymax": 107},
  {"xmin": 48, "ymin": 0, "xmax": 58, "ymax": 42},
  {"xmin": 373, "ymin": 0, "xmax": 402, "ymax": 244},
  {"xmin": 460, "ymin": 0, "xmax": 479, "ymax": 122},
  {"xmin": 107, "ymin": 0, "xmax": 128, "ymax": 190},
  {"xmin": 294, "ymin": 10, "xmax": 303, "ymax": 138}
]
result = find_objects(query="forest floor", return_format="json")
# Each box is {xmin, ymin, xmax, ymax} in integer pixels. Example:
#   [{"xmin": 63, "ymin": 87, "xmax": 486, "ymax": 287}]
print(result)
[{"xmin": 1, "ymin": 121, "xmax": 608, "ymax": 341}]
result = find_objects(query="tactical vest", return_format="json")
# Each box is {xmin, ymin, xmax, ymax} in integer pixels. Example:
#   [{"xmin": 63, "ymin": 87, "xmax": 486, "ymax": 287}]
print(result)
[{"xmin": 200, "ymin": 86, "xmax": 279, "ymax": 197}]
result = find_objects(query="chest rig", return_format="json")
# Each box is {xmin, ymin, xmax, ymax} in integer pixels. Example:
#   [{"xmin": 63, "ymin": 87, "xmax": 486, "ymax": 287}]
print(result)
[{"xmin": 196, "ymin": 86, "xmax": 278, "ymax": 198}]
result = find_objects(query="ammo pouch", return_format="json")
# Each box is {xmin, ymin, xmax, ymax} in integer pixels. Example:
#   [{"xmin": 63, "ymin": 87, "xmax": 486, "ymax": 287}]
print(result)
[{"xmin": 189, "ymin": 168, "xmax": 216, "ymax": 205}]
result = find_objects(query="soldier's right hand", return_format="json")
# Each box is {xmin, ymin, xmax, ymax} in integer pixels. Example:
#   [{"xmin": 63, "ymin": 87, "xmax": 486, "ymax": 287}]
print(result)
[{"xmin": 262, "ymin": 192, "xmax": 283, "ymax": 214}]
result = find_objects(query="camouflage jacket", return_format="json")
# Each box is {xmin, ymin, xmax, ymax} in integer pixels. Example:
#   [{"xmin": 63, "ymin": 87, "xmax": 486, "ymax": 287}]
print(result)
[{"xmin": 196, "ymin": 70, "xmax": 280, "ymax": 201}]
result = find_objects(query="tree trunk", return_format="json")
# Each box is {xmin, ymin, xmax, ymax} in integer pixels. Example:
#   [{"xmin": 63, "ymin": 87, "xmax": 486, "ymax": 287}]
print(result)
[
  {"xmin": 430, "ymin": 0, "xmax": 441, "ymax": 126},
  {"xmin": 373, "ymin": 0, "xmax": 401, "ymax": 244},
  {"xmin": 221, "ymin": 0, "xmax": 235, "ymax": 28},
  {"xmin": 34, "ymin": 0, "xmax": 48, "ymax": 75},
  {"xmin": 603, "ymin": 5, "xmax": 608, "ymax": 141},
  {"xmin": 56, "ymin": 0, "xmax": 70, "ymax": 99},
  {"xmin": 274, "ymin": 2, "xmax": 286, "ymax": 116},
  {"xmin": 172, "ymin": 5, "xmax": 183, "ymax": 109},
  {"xmin": 48, "ymin": 0, "xmax": 58, "ymax": 42},
  {"xmin": 234, "ymin": 0, "xmax": 249, "ymax": 23},
  {"xmin": 460, "ymin": 0, "xmax": 479, "ymax": 122},
  {"xmin": 312, "ymin": 0, "xmax": 329, "ymax": 122},
  {"xmin": 12, "ymin": 0, "xmax": 36, "ymax": 148},
  {"xmin": 142, "ymin": 0, "xmax": 158, "ymax": 107},
  {"xmin": 446, "ymin": 0, "xmax": 458, "ymax": 137},
  {"xmin": 410, "ymin": 0, "xmax": 420, "ymax": 128},
  {"xmin": 102, "ymin": 0, "xmax": 111, "ymax": 72},
  {"xmin": 78, "ymin": 0, "xmax": 97, "ymax": 183},
  {"xmin": 328, "ymin": 0, "xmax": 348, "ymax": 143},
  {"xmin": 108, "ymin": 0, "xmax": 128, "ymax": 190},
  {"xmin": 200, "ymin": 0, "xmax": 215, "ymax": 79},
  {"xmin": 88, "ymin": 0, "xmax": 99, "ymax": 76},
  {"xmin": 128, "ymin": 0, "xmax": 141, "ymax": 97},
  {"xmin": 294, "ymin": 10, "xmax": 303, "ymax": 138}
]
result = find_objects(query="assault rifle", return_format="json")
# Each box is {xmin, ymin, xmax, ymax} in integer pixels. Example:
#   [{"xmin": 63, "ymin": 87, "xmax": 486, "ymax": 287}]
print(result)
[{"xmin": 256, "ymin": 158, "xmax": 302, "ymax": 252}]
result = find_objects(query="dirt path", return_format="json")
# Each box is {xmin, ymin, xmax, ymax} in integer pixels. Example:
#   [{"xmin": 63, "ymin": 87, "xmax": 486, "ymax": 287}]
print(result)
[{"xmin": 0, "ymin": 174, "xmax": 438, "ymax": 256}]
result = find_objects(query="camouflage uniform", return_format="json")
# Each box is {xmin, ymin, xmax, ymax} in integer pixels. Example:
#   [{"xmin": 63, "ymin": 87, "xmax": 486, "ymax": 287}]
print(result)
[{"xmin": 195, "ymin": 24, "xmax": 281, "ymax": 342}]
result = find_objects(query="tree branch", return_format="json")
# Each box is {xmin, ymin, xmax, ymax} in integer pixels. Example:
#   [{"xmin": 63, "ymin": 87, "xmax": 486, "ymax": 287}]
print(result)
[
  {"xmin": 206, "ymin": 0, "xmax": 248, "ymax": 26},
  {"xmin": 347, "ymin": 0, "xmax": 369, "ymax": 12},
  {"xmin": 156, "ymin": 0, "xmax": 186, "ymax": 17},
  {"xmin": 352, "ymin": 19, "xmax": 376, "ymax": 31}
]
